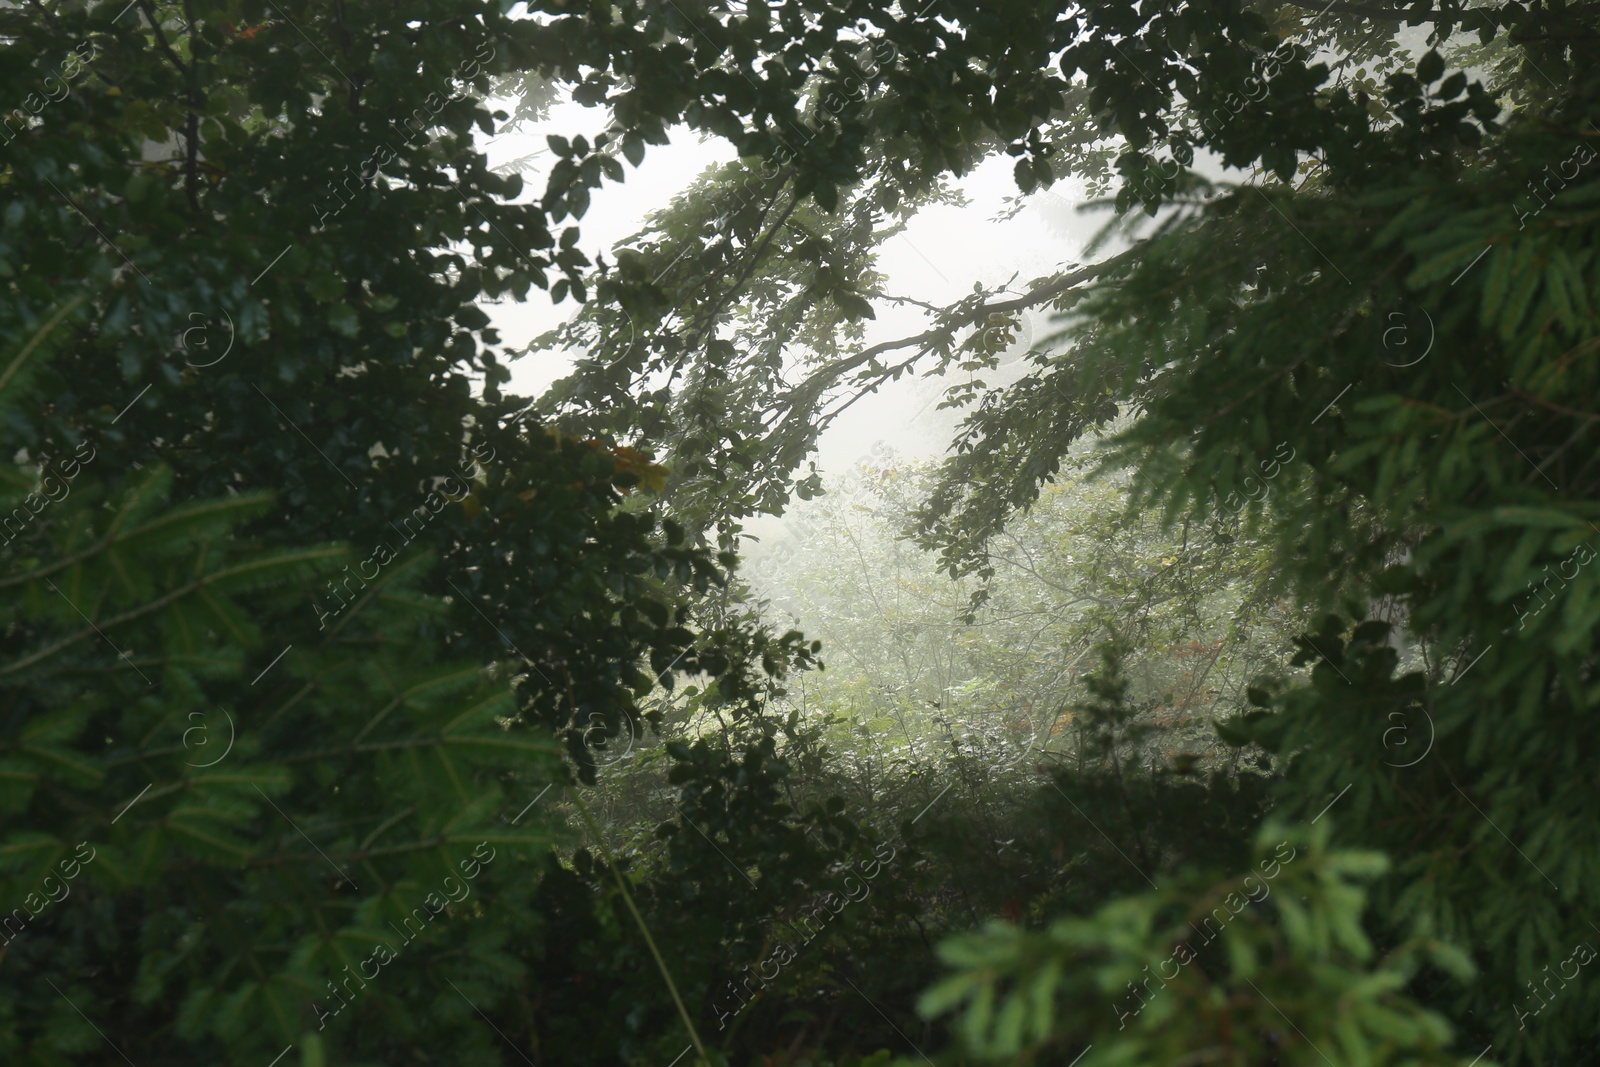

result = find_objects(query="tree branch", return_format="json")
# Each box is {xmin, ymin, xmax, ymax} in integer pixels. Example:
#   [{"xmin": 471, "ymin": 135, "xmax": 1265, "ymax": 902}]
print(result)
[
  {"xmin": 183, "ymin": 0, "xmax": 200, "ymax": 209},
  {"xmin": 333, "ymin": 0, "xmax": 365, "ymax": 113},
  {"xmin": 136, "ymin": 0, "xmax": 190, "ymax": 77},
  {"xmin": 137, "ymin": 0, "xmax": 200, "ymax": 209},
  {"xmin": 770, "ymin": 247, "xmax": 1139, "ymax": 445},
  {"xmin": 1281, "ymin": 0, "xmax": 1449, "ymax": 21},
  {"xmin": 682, "ymin": 170, "xmax": 799, "ymax": 350}
]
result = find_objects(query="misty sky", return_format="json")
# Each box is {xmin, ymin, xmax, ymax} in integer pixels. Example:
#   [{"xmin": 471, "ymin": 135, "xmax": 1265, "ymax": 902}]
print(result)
[{"xmin": 477, "ymin": 91, "xmax": 1105, "ymax": 487}]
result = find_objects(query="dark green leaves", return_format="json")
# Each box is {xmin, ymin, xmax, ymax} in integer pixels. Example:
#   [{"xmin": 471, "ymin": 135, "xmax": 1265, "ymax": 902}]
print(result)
[{"xmin": 1416, "ymin": 48, "xmax": 1444, "ymax": 85}]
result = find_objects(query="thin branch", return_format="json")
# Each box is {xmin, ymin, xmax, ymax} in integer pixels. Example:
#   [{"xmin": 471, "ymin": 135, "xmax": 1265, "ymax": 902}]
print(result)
[
  {"xmin": 1507, "ymin": 384, "xmax": 1600, "ymax": 423},
  {"xmin": 571, "ymin": 791, "xmax": 710, "ymax": 1067},
  {"xmin": 770, "ymin": 248, "xmax": 1138, "ymax": 448},
  {"xmin": 137, "ymin": 0, "xmax": 200, "ymax": 209},
  {"xmin": 1, "ymin": 550, "xmax": 338, "ymax": 677},
  {"xmin": 801, "ymin": 249, "xmax": 1135, "ymax": 401},
  {"xmin": 881, "ymin": 292, "xmax": 948, "ymax": 314},
  {"xmin": 136, "ymin": 0, "xmax": 190, "ymax": 77},
  {"xmin": 990, "ymin": 554, "xmax": 1115, "ymax": 609},
  {"xmin": 682, "ymin": 173, "xmax": 800, "ymax": 350},
  {"xmin": 183, "ymin": 0, "xmax": 200, "ymax": 209},
  {"xmin": 1281, "ymin": 0, "xmax": 1452, "ymax": 21}
]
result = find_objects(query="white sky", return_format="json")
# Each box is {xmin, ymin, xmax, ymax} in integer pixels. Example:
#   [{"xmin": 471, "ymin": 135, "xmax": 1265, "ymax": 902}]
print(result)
[{"xmin": 477, "ymin": 92, "xmax": 1106, "ymax": 487}]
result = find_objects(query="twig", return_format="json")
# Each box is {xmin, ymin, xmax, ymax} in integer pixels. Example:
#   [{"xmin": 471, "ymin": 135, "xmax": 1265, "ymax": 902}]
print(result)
[
  {"xmin": 571, "ymin": 790, "xmax": 709, "ymax": 1067},
  {"xmin": 1281, "ymin": 0, "xmax": 1450, "ymax": 21},
  {"xmin": 136, "ymin": 0, "xmax": 199, "ymax": 209}
]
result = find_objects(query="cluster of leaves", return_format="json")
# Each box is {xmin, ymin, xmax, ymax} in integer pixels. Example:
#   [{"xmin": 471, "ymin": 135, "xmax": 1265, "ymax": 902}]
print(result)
[
  {"xmin": 900, "ymin": 11, "xmax": 1600, "ymax": 1067},
  {"xmin": 922, "ymin": 820, "xmax": 1472, "ymax": 1067},
  {"xmin": 0, "ymin": 311, "xmax": 570, "ymax": 1063},
  {"xmin": 0, "ymin": 2, "xmax": 830, "ymax": 1065},
  {"xmin": 529, "ymin": 0, "xmax": 1543, "ymax": 555}
]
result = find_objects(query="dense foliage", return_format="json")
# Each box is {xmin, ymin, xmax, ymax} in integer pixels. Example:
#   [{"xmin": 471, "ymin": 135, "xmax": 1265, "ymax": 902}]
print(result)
[{"xmin": 4, "ymin": 0, "xmax": 1599, "ymax": 1065}]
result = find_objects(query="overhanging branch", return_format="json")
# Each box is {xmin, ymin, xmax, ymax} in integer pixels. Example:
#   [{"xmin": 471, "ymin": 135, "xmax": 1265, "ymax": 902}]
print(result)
[{"xmin": 771, "ymin": 245, "xmax": 1140, "ymax": 442}]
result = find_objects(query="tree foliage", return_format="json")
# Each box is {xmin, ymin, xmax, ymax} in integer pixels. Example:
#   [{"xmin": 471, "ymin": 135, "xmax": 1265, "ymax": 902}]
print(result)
[{"xmin": 6, "ymin": 0, "xmax": 1600, "ymax": 1065}]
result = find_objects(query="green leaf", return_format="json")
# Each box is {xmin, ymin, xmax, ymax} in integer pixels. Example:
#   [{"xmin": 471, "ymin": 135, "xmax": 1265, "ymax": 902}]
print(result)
[
  {"xmin": 1416, "ymin": 49, "xmax": 1444, "ymax": 84},
  {"xmin": 622, "ymin": 133, "xmax": 646, "ymax": 166},
  {"xmin": 327, "ymin": 303, "xmax": 360, "ymax": 338}
]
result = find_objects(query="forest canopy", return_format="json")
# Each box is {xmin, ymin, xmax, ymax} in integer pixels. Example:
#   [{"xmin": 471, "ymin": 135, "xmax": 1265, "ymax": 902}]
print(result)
[{"xmin": 1, "ymin": 0, "xmax": 1598, "ymax": 1066}]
